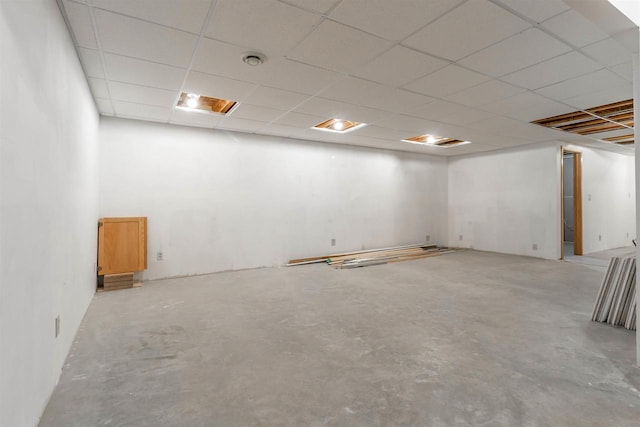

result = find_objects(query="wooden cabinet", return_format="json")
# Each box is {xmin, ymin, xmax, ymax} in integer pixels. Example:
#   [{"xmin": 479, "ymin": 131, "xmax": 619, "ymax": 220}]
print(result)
[{"xmin": 98, "ymin": 217, "xmax": 147, "ymax": 275}]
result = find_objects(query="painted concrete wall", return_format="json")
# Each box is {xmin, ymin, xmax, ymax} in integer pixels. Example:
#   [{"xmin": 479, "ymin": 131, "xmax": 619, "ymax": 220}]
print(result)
[
  {"xmin": 99, "ymin": 118, "xmax": 448, "ymax": 280},
  {"xmin": 448, "ymin": 144, "xmax": 562, "ymax": 260},
  {"xmin": 0, "ymin": 2, "xmax": 100, "ymax": 426},
  {"xmin": 578, "ymin": 147, "xmax": 636, "ymax": 254}
]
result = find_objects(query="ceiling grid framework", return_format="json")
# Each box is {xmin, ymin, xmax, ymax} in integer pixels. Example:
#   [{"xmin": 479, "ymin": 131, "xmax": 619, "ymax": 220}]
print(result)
[{"xmin": 59, "ymin": 0, "xmax": 639, "ymax": 156}]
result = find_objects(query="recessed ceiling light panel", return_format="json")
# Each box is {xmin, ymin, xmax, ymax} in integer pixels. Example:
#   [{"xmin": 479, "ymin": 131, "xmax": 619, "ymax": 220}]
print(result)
[
  {"xmin": 176, "ymin": 92, "xmax": 238, "ymax": 115},
  {"xmin": 312, "ymin": 118, "xmax": 366, "ymax": 133},
  {"xmin": 402, "ymin": 134, "xmax": 471, "ymax": 148}
]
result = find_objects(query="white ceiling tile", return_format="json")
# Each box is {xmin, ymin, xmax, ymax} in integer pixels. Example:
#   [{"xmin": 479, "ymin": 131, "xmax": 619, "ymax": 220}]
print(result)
[
  {"xmin": 541, "ymin": 10, "xmax": 608, "ymax": 48},
  {"xmin": 62, "ymin": 1, "xmax": 97, "ymax": 49},
  {"xmin": 230, "ymin": 104, "xmax": 286, "ymax": 122},
  {"xmin": 192, "ymin": 38, "xmax": 283, "ymax": 84},
  {"xmin": 408, "ymin": 100, "xmax": 482, "ymax": 122},
  {"xmin": 459, "ymin": 28, "xmax": 571, "ymax": 77},
  {"xmin": 500, "ymin": 51, "xmax": 602, "ymax": 90},
  {"xmin": 330, "ymin": 0, "xmax": 463, "ymax": 41},
  {"xmin": 294, "ymin": 97, "xmax": 385, "ymax": 124},
  {"xmin": 273, "ymin": 111, "xmax": 326, "ymax": 128},
  {"xmin": 91, "ymin": 0, "xmax": 211, "ymax": 34},
  {"xmin": 94, "ymin": 9, "xmax": 198, "ymax": 67},
  {"xmin": 243, "ymin": 86, "xmax": 309, "ymax": 111},
  {"xmin": 95, "ymin": 98, "xmax": 114, "ymax": 115},
  {"xmin": 581, "ymin": 37, "xmax": 632, "ymax": 67},
  {"xmin": 170, "ymin": 109, "xmax": 221, "ymax": 128},
  {"xmin": 470, "ymin": 116, "xmax": 560, "ymax": 140},
  {"xmin": 263, "ymin": 59, "xmax": 342, "ymax": 95},
  {"xmin": 103, "ymin": 54, "xmax": 186, "ymax": 90},
  {"xmin": 505, "ymin": 98, "xmax": 574, "ymax": 122},
  {"xmin": 88, "ymin": 77, "xmax": 109, "ymax": 98},
  {"xmin": 278, "ymin": 0, "xmax": 340, "ymax": 14},
  {"xmin": 318, "ymin": 76, "xmax": 390, "ymax": 106},
  {"xmin": 78, "ymin": 48, "xmax": 104, "ymax": 78},
  {"xmin": 109, "ymin": 81, "xmax": 177, "ymax": 107},
  {"xmin": 113, "ymin": 100, "xmax": 172, "ymax": 122},
  {"xmin": 562, "ymin": 83, "xmax": 633, "ymax": 110},
  {"xmin": 535, "ymin": 69, "xmax": 629, "ymax": 100},
  {"xmin": 352, "ymin": 46, "xmax": 449, "ymax": 87},
  {"xmin": 183, "ymin": 71, "xmax": 258, "ymax": 101},
  {"xmin": 320, "ymin": 77, "xmax": 433, "ymax": 113},
  {"xmin": 216, "ymin": 117, "xmax": 266, "ymax": 133},
  {"xmin": 613, "ymin": 27, "xmax": 640, "ymax": 53},
  {"xmin": 610, "ymin": 62, "xmax": 633, "ymax": 82},
  {"xmin": 290, "ymin": 20, "xmax": 392, "ymax": 73},
  {"xmin": 260, "ymin": 123, "xmax": 318, "ymax": 140},
  {"xmin": 403, "ymin": 0, "xmax": 530, "ymax": 61},
  {"xmin": 438, "ymin": 107, "xmax": 496, "ymax": 125},
  {"xmin": 376, "ymin": 89, "xmax": 435, "ymax": 114},
  {"xmin": 352, "ymin": 125, "xmax": 412, "ymax": 141},
  {"xmin": 444, "ymin": 80, "xmax": 525, "ymax": 107},
  {"xmin": 478, "ymin": 91, "xmax": 556, "ymax": 115},
  {"xmin": 374, "ymin": 114, "xmax": 441, "ymax": 133},
  {"xmin": 494, "ymin": 0, "xmax": 569, "ymax": 23},
  {"xmin": 206, "ymin": 0, "xmax": 320, "ymax": 56},
  {"xmin": 403, "ymin": 65, "xmax": 490, "ymax": 98}
]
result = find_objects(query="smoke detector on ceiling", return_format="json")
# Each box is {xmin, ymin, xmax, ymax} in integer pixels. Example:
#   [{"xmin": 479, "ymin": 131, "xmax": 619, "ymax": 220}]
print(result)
[{"xmin": 242, "ymin": 52, "xmax": 265, "ymax": 66}]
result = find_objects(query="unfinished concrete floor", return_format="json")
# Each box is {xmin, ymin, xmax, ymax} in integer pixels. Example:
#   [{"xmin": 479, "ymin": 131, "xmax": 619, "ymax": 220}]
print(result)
[{"xmin": 41, "ymin": 250, "xmax": 640, "ymax": 426}]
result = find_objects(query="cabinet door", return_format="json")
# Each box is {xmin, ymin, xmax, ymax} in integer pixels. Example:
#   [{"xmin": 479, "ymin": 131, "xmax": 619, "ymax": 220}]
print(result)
[{"xmin": 98, "ymin": 217, "xmax": 147, "ymax": 275}]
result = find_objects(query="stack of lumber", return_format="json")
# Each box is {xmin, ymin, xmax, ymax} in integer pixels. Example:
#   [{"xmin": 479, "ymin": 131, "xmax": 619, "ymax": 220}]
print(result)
[
  {"xmin": 100, "ymin": 272, "xmax": 139, "ymax": 292},
  {"xmin": 591, "ymin": 257, "xmax": 636, "ymax": 330},
  {"xmin": 287, "ymin": 243, "xmax": 457, "ymax": 269}
]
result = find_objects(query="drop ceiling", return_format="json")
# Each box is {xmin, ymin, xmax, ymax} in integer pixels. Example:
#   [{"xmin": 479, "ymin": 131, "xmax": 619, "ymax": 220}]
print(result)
[{"xmin": 59, "ymin": 0, "xmax": 638, "ymax": 156}]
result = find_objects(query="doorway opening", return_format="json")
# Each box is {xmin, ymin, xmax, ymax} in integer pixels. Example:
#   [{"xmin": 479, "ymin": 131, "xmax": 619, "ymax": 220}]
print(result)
[{"xmin": 561, "ymin": 149, "xmax": 583, "ymax": 259}]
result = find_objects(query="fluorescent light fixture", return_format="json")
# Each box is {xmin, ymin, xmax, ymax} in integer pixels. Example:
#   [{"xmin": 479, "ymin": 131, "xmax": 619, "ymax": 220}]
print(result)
[
  {"xmin": 176, "ymin": 92, "xmax": 238, "ymax": 115},
  {"xmin": 312, "ymin": 118, "xmax": 366, "ymax": 133},
  {"xmin": 608, "ymin": 0, "xmax": 640, "ymax": 26},
  {"xmin": 401, "ymin": 134, "xmax": 471, "ymax": 148}
]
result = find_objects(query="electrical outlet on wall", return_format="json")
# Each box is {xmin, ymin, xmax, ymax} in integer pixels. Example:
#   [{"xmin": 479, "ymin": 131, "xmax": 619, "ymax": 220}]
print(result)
[
  {"xmin": 55, "ymin": 316, "xmax": 60, "ymax": 338},
  {"xmin": 157, "ymin": 251, "xmax": 164, "ymax": 261},
  {"xmin": 532, "ymin": 243, "xmax": 538, "ymax": 251},
  {"xmin": 426, "ymin": 235, "xmax": 431, "ymax": 242},
  {"xmin": 598, "ymin": 235, "xmax": 602, "ymax": 241},
  {"xmin": 331, "ymin": 238, "xmax": 336, "ymax": 246},
  {"xmin": 459, "ymin": 235, "xmax": 463, "ymax": 241}
]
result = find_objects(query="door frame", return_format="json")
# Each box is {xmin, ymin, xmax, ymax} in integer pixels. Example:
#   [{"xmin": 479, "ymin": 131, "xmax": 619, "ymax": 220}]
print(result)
[{"xmin": 561, "ymin": 149, "xmax": 583, "ymax": 258}]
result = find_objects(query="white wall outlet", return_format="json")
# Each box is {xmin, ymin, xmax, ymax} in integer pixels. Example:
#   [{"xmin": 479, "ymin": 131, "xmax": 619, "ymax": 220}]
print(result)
[
  {"xmin": 532, "ymin": 243, "xmax": 538, "ymax": 250},
  {"xmin": 588, "ymin": 194, "xmax": 592, "ymax": 201},
  {"xmin": 331, "ymin": 238, "xmax": 336, "ymax": 246},
  {"xmin": 55, "ymin": 316, "xmax": 60, "ymax": 338},
  {"xmin": 156, "ymin": 251, "xmax": 164, "ymax": 261},
  {"xmin": 426, "ymin": 235, "xmax": 431, "ymax": 242},
  {"xmin": 598, "ymin": 235, "xmax": 601, "ymax": 241},
  {"xmin": 459, "ymin": 235, "xmax": 463, "ymax": 241}
]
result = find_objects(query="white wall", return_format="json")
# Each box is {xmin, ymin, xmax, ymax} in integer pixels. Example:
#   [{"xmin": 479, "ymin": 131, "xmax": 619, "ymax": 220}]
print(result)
[
  {"xmin": 0, "ymin": 2, "xmax": 100, "ymax": 426},
  {"xmin": 448, "ymin": 142, "xmax": 636, "ymax": 260},
  {"xmin": 573, "ymin": 146, "xmax": 636, "ymax": 254},
  {"xmin": 99, "ymin": 118, "xmax": 448, "ymax": 280},
  {"xmin": 448, "ymin": 144, "xmax": 561, "ymax": 259}
]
